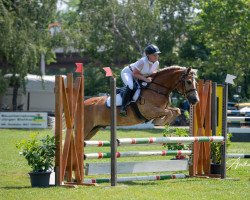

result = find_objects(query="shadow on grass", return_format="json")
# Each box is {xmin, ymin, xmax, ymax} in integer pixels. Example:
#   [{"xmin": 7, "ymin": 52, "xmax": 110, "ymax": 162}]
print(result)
[
  {"xmin": 0, "ymin": 185, "xmax": 56, "ymax": 189},
  {"xmin": 119, "ymin": 181, "xmax": 159, "ymax": 186},
  {"xmin": 0, "ymin": 186, "xmax": 31, "ymax": 190},
  {"xmin": 115, "ymin": 177, "xmax": 200, "ymax": 186}
]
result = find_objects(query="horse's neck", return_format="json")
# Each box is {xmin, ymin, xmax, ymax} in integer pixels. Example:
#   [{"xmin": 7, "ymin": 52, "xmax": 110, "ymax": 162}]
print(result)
[{"xmin": 153, "ymin": 70, "xmax": 181, "ymax": 91}]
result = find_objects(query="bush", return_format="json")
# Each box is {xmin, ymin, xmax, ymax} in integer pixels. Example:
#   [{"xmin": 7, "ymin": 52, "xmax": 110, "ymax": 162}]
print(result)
[
  {"xmin": 16, "ymin": 133, "xmax": 55, "ymax": 172},
  {"xmin": 211, "ymin": 133, "xmax": 232, "ymax": 164},
  {"xmin": 163, "ymin": 126, "xmax": 190, "ymax": 150}
]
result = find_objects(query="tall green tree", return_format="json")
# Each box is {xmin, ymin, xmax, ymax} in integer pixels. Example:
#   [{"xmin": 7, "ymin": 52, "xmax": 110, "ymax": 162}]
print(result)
[
  {"xmin": 191, "ymin": 0, "xmax": 250, "ymax": 99},
  {"xmin": 76, "ymin": 0, "xmax": 161, "ymax": 63},
  {"xmin": 156, "ymin": 0, "xmax": 198, "ymax": 66},
  {"xmin": 0, "ymin": 0, "xmax": 57, "ymax": 109},
  {"xmin": 60, "ymin": 0, "xmax": 163, "ymax": 92},
  {"xmin": 56, "ymin": 0, "xmax": 249, "ymax": 100}
]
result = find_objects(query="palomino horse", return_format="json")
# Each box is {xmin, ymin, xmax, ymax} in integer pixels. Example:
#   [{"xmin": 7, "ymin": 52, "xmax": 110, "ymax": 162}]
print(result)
[{"xmin": 84, "ymin": 66, "xmax": 199, "ymax": 140}]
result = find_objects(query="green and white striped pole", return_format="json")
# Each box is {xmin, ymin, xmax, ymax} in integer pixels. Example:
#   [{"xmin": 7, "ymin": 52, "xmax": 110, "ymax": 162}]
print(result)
[
  {"xmin": 84, "ymin": 150, "xmax": 192, "ymax": 160},
  {"xmin": 84, "ymin": 174, "xmax": 186, "ymax": 184},
  {"xmin": 84, "ymin": 140, "xmax": 111, "ymax": 147},
  {"xmin": 117, "ymin": 136, "xmax": 224, "ymax": 146}
]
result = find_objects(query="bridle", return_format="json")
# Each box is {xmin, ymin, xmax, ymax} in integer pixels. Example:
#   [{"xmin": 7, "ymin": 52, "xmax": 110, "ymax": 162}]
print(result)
[
  {"xmin": 176, "ymin": 73, "xmax": 197, "ymax": 98},
  {"xmin": 147, "ymin": 70, "xmax": 197, "ymax": 97}
]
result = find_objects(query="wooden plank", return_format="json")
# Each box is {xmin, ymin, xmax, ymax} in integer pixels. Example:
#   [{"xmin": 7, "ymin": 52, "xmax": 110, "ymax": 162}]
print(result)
[
  {"xmin": 72, "ymin": 136, "xmax": 81, "ymax": 182},
  {"xmin": 62, "ymin": 78, "xmax": 72, "ymax": 129},
  {"xmin": 61, "ymin": 128, "xmax": 73, "ymax": 180},
  {"xmin": 75, "ymin": 76, "xmax": 84, "ymax": 183},
  {"xmin": 190, "ymin": 103, "xmax": 197, "ymax": 176},
  {"xmin": 66, "ymin": 74, "xmax": 73, "ymax": 182},
  {"xmin": 81, "ymin": 74, "xmax": 84, "ymax": 182},
  {"xmin": 54, "ymin": 73, "xmax": 86, "ymax": 186},
  {"xmin": 85, "ymin": 160, "xmax": 189, "ymax": 175},
  {"xmin": 55, "ymin": 76, "xmax": 63, "ymax": 186},
  {"xmin": 204, "ymin": 81, "xmax": 211, "ymax": 174},
  {"xmin": 197, "ymin": 81, "xmax": 204, "ymax": 175}
]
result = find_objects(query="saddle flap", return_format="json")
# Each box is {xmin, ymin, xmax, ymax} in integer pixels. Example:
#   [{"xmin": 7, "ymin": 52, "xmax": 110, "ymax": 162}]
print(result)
[{"xmin": 106, "ymin": 89, "xmax": 141, "ymax": 108}]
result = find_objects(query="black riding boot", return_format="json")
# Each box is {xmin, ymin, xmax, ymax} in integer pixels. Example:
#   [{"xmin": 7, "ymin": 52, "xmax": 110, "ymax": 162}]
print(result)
[{"xmin": 120, "ymin": 86, "xmax": 133, "ymax": 117}]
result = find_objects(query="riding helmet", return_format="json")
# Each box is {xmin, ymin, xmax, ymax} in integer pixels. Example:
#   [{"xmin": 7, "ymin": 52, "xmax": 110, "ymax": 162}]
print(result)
[{"xmin": 144, "ymin": 44, "xmax": 161, "ymax": 55}]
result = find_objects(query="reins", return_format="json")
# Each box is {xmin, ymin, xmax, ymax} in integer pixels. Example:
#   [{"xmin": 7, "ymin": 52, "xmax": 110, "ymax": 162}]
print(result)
[
  {"xmin": 146, "ymin": 70, "xmax": 197, "ymax": 97},
  {"xmin": 147, "ymin": 81, "xmax": 170, "ymax": 96}
]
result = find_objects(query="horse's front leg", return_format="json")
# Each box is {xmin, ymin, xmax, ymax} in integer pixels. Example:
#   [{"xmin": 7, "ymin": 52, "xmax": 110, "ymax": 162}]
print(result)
[{"xmin": 152, "ymin": 107, "xmax": 181, "ymax": 126}]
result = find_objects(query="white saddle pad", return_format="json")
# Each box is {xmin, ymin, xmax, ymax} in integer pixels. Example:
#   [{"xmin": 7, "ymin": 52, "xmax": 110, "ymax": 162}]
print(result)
[{"xmin": 106, "ymin": 89, "xmax": 141, "ymax": 107}]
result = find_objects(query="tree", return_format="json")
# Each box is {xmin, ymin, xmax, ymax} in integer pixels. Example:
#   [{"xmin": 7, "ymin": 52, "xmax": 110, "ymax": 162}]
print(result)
[
  {"xmin": 55, "ymin": 0, "xmax": 249, "ymax": 100},
  {"xmin": 0, "ymin": 0, "xmax": 57, "ymax": 110},
  {"xmin": 76, "ymin": 0, "xmax": 161, "ymax": 62},
  {"xmin": 62, "ymin": 0, "xmax": 163, "ymax": 92},
  {"xmin": 190, "ymin": 0, "xmax": 250, "ymax": 99},
  {"xmin": 156, "ymin": 0, "xmax": 199, "ymax": 66}
]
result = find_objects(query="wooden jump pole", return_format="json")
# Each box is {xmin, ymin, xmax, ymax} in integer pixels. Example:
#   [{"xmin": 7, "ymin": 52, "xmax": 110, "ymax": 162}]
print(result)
[
  {"xmin": 211, "ymin": 82, "xmax": 217, "ymax": 137},
  {"xmin": 190, "ymin": 80, "xmax": 227, "ymax": 178},
  {"xmin": 54, "ymin": 73, "xmax": 88, "ymax": 186},
  {"xmin": 55, "ymin": 76, "xmax": 63, "ymax": 186},
  {"xmin": 190, "ymin": 80, "xmax": 212, "ymax": 177}
]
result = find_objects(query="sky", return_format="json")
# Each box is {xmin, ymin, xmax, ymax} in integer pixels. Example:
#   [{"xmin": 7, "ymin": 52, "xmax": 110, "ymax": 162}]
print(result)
[{"xmin": 57, "ymin": 0, "xmax": 68, "ymax": 11}]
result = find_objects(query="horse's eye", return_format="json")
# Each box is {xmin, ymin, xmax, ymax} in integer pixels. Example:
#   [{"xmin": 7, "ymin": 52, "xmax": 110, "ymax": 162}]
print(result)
[{"xmin": 186, "ymin": 80, "xmax": 192, "ymax": 85}]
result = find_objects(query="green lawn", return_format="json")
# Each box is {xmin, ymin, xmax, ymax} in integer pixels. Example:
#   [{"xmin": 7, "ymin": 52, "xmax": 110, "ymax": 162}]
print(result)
[{"xmin": 0, "ymin": 128, "xmax": 249, "ymax": 200}]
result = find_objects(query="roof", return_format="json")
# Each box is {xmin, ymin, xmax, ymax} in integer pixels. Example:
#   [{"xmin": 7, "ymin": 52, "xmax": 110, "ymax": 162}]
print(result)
[{"xmin": 4, "ymin": 74, "xmax": 66, "ymax": 92}]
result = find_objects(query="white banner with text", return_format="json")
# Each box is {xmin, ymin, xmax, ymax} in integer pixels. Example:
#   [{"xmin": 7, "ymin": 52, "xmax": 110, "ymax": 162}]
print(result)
[{"xmin": 0, "ymin": 112, "xmax": 47, "ymax": 129}]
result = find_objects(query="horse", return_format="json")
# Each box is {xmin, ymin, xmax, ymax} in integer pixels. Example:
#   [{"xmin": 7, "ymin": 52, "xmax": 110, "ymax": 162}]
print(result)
[{"xmin": 84, "ymin": 66, "xmax": 199, "ymax": 140}]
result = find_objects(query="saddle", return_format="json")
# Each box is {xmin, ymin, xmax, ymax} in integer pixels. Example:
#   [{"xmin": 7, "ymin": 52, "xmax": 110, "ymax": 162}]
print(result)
[{"xmin": 106, "ymin": 80, "xmax": 148, "ymax": 107}]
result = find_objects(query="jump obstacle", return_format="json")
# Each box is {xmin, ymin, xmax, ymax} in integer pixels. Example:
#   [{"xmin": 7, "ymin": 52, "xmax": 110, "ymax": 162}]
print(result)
[
  {"xmin": 54, "ymin": 74, "xmax": 229, "ymax": 186},
  {"xmin": 227, "ymin": 115, "xmax": 250, "ymax": 142},
  {"xmin": 227, "ymin": 110, "xmax": 250, "ymax": 116},
  {"xmin": 226, "ymin": 154, "xmax": 250, "ymax": 158}
]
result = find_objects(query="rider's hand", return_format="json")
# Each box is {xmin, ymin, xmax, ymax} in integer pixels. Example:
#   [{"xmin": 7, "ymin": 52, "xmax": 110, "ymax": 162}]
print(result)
[{"xmin": 145, "ymin": 77, "xmax": 153, "ymax": 82}]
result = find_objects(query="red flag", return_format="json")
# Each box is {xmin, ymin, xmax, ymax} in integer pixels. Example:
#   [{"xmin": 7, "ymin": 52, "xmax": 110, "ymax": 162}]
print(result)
[
  {"xmin": 75, "ymin": 63, "xmax": 83, "ymax": 73},
  {"xmin": 103, "ymin": 67, "xmax": 113, "ymax": 77}
]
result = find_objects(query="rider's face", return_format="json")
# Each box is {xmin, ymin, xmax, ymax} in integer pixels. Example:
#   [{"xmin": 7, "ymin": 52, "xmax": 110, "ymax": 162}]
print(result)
[{"xmin": 148, "ymin": 53, "xmax": 159, "ymax": 62}]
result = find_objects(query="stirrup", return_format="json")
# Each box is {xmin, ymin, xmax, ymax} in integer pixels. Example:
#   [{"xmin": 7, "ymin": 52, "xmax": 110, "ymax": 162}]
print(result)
[{"xmin": 120, "ymin": 109, "xmax": 127, "ymax": 117}]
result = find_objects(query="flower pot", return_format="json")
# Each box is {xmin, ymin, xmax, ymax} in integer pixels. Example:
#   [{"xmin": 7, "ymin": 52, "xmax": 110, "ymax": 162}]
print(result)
[
  {"xmin": 29, "ymin": 171, "xmax": 51, "ymax": 187},
  {"xmin": 175, "ymin": 155, "xmax": 186, "ymax": 160},
  {"xmin": 210, "ymin": 163, "xmax": 221, "ymax": 174},
  {"xmin": 170, "ymin": 155, "xmax": 188, "ymax": 160}
]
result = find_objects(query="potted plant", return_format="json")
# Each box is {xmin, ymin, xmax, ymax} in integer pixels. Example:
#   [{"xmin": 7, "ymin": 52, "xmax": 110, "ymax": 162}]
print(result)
[
  {"xmin": 16, "ymin": 133, "xmax": 55, "ymax": 187},
  {"xmin": 163, "ymin": 126, "xmax": 190, "ymax": 159},
  {"xmin": 210, "ymin": 133, "xmax": 232, "ymax": 174}
]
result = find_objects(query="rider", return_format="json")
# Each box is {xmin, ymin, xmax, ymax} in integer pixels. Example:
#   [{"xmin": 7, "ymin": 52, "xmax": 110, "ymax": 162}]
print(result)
[{"xmin": 120, "ymin": 44, "xmax": 161, "ymax": 116}]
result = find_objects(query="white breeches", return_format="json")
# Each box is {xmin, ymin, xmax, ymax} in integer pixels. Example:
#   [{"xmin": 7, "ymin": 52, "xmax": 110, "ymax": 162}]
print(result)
[{"xmin": 121, "ymin": 66, "xmax": 134, "ymax": 90}]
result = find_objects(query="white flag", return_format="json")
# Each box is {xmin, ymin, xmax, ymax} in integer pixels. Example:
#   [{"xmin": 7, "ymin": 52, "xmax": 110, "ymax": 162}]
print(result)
[{"xmin": 225, "ymin": 74, "xmax": 236, "ymax": 85}]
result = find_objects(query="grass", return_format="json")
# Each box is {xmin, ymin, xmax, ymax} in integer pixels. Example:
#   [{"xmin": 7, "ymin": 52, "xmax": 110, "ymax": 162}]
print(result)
[{"xmin": 0, "ymin": 128, "xmax": 249, "ymax": 200}]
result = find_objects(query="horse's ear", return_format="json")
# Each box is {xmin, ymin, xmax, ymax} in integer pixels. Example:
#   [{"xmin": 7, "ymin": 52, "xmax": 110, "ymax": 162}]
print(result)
[{"xmin": 187, "ymin": 67, "xmax": 191, "ymax": 73}]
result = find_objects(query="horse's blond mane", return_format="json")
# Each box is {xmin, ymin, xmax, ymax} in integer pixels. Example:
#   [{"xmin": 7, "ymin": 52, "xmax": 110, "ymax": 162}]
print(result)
[
  {"xmin": 157, "ymin": 65, "xmax": 197, "ymax": 76},
  {"xmin": 158, "ymin": 65, "xmax": 187, "ymax": 72}
]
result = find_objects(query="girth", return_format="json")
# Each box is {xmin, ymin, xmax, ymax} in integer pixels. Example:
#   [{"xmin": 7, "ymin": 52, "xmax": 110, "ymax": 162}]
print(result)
[{"xmin": 130, "ymin": 102, "xmax": 149, "ymax": 122}]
